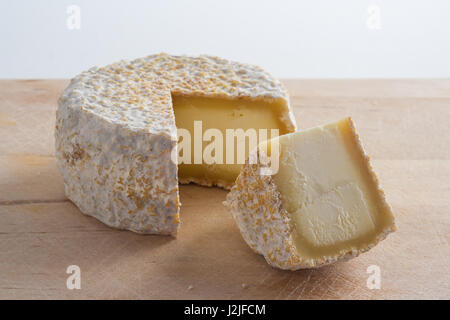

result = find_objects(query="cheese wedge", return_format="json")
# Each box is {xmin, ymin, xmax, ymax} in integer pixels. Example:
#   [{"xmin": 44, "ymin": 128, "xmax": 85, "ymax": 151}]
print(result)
[
  {"xmin": 224, "ymin": 118, "xmax": 396, "ymax": 269},
  {"xmin": 56, "ymin": 53, "xmax": 296, "ymax": 235}
]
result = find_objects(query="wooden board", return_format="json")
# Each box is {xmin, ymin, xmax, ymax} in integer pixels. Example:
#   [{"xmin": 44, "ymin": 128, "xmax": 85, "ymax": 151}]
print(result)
[{"xmin": 0, "ymin": 79, "xmax": 449, "ymax": 299}]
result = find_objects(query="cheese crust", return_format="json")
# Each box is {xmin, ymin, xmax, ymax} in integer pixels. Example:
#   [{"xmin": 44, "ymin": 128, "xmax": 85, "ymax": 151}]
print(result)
[{"xmin": 55, "ymin": 53, "xmax": 296, "ymax": 235}]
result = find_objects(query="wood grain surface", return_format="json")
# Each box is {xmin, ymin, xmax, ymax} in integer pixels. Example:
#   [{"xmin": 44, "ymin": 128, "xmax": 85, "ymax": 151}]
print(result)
[{"xmin": 0, "ymin": 79, "xmax": 449, "ymax": 299}]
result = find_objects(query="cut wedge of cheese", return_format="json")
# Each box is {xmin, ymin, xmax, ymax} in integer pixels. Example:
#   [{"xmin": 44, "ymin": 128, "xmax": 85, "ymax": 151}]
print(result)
[
  {"xmin": 56, "ymin": 53, "xmax": 296, "ymax": 235},
  {"xmin": 224, "ymin": 118, "xmax": 396, "ymax": 269}
]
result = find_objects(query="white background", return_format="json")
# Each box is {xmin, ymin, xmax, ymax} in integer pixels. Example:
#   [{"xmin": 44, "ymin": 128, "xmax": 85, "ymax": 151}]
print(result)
[{"xmin": 1, "ymin": 0, "xmax": 449, "ymax": 78}]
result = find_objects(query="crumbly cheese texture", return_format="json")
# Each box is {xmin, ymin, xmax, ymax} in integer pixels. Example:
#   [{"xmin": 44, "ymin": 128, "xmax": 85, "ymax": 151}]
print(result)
[
  {"xmin": 224, "ymin": 118, "xmax": 396, "ymax": 269},
  {"xmin": 55, "ymin": 53, "xmax": 296, "ymax": 235}
]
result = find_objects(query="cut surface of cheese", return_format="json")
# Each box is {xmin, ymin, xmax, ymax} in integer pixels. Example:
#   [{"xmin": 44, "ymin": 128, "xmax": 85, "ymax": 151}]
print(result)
[
  {"xmin": 173, "ymin": 95, "xmax": 292, "ymax": 189},
  {"xmin": 225, "ymin": 118, "xmax": 396, "ymax": 269},
  {"xmin": 56, "ymin": 53, "xmax": 296, "ymax": 235}
]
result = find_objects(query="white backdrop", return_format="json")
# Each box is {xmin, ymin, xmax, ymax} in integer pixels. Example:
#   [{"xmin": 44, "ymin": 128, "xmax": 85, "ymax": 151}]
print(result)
[{"xmin": 1, "ymin": 0, "xmax": 449, "ymax": 78}]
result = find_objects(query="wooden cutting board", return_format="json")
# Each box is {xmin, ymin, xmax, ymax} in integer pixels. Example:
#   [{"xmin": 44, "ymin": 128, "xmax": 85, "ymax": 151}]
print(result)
[{"xmin": 0, "ymin": 79, "xmax": 448, "ymax": 300}]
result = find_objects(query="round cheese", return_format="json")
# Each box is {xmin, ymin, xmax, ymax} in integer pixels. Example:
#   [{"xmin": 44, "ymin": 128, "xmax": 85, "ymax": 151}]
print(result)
[{"xmin": 55, "ymin": 53, "xmax": 296, "ymax": 235}]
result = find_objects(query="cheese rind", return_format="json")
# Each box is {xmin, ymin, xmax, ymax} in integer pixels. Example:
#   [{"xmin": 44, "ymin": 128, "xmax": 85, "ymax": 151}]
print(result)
[
  {"xmin": 56, "ymin": 53, "xmax": 296, "ymax": 235},
  {"xmin": 224, "ymin": 118, "xmax": 396, "ymax": 269}
]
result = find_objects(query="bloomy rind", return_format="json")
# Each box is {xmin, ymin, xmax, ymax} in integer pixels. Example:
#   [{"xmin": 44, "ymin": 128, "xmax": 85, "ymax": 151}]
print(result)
[
  {"xmin": 56, "ymin": 101, "xmax": 180, "ymax": 235},
  {"xmin": 56, "ymin": 53, "xmax": 296, "ymax": 234},
  {"xmin": 224, "ymin": 118, "xmax": 396, "ymax": 269},
  {"xmin": 224, "ymin": 149, "xmax": 302, "ymax": 270}
]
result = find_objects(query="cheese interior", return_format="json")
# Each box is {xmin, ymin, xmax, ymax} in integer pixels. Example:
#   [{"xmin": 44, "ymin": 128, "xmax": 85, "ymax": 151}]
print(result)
[
  {"xmin": 263, "ymin": 118, "xmax": 394, "ymax": 259},
  {"xmin": 172, "ymin": 95, "xmax": 291, "ymax": 187}
]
